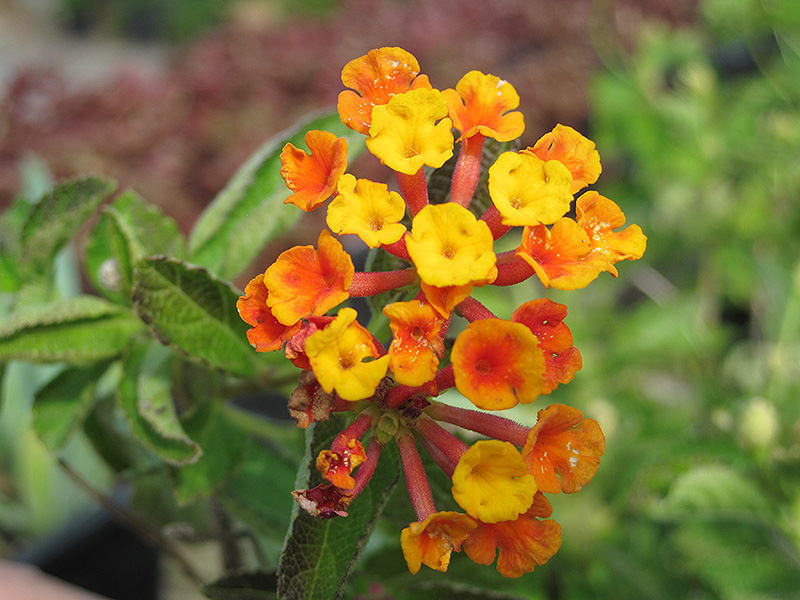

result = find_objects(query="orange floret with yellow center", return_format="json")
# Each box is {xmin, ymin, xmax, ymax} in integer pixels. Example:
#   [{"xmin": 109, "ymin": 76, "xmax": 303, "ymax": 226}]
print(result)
[
  {"xmin": 384, "ymin": 299, "xmax": 445, "ymax": 387},
  {"xmin": 280, "ymin": 130, "xmax": 348, "ymax": 212},
  {"xmin": 316, "ymin": 438, "xmax": 367, "ymax": 490},
  {"xmin": 527, "ymin": 124, "xmax": 601, "ymax": 193},
  {"xmin": 406, "ymin": 203, "xmax": 496, "ymax": 289},
  {"xmin": 441, "ymin": 70, "xmax": 525, "ymax": 142},
  {"xmin": 326, "ymin": 174, "xmax": 407, "ymax": 248},
  {"xmin": 522, "ymin": 404, "xmax": 605, "ymax": 494},
  {"xmin": 451, "ymin": 440, "xmax": 537, "ymax": 524},
  {"xmin": 263, "ymin": 230, "xmax": 354, "ymax": 326},
  {"xmin": 488, "ymin": 151, "xmax": 573, "ymax": 227},
  {"xmin": 462, "ymin": 492, "xmax": 561, "ymax": 578},
  {"xmin": 305, "ymin": 307, "xmax": 390, "ymax": 401},
  {"xmin": 577, "ymin": 191, "xmax": 647, "ymax": 275},
  {"xmin": 367, "ymin": 88, "xmax": 454, "ymax": 175},
  {"xmin": 451, "ymin": 319, "xmax": 545, "ymax": 410},
  {"xmin": 236, "ymin": 273, "xmax": 301, "ymax": 352},
  {"xmin": 338, "ymin": 46, "xmax": 432, "ymax": 135},
  {"xmin": 400, "ymin": 511, "xmax": 478, "ymax": 574}
]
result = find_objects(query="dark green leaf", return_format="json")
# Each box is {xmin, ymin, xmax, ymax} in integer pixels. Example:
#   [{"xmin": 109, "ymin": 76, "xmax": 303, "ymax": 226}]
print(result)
[
  {"xmin": 32, "ymin": 362, "xmax": 110, "ymax": 450},
  {"xmin": 188, "ymin": 112, "xmax": 366, "ymax": 280},
  {"xmin": 277, "ymin": 416, "xmax": 400, "ymax": 600},
  {"xmin": 170, "ymin": 402, "xmax": 250, "ymax": 504},
  {"xmin": 0, "ymin": 295, "xmax": 142, "ymax": 364},
  {"xmin": 85, "ymin": 190, "xmax": 185, "ymax": 303},
  {"xmin": 20, "ymin": 176, "xmax": 116, "ymax": 274},
  {"xmin": 132, "ymin": 256, "xmax": 257, "ymax": 376},
  {"xmin": 118, "ymin": 341, "xmax": 201, "ymax": 465},
  {"xmin": 203, "ymin": 570, "xmax": 278, "ymax": 600}
]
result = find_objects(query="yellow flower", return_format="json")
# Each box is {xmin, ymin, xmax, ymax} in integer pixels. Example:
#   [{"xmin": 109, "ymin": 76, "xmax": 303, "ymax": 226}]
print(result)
[
  {"xmin": 305, "ymin": 307, "xmax": 390, "ymax": 401},
  {"xmin": 326, "ymin": 174, "xmax": 407, "ymax": 248},
  {"xmin": 406, "ymin": 203, "xmax": 496, "ymax": 288},
  {"xmin": 451, "ymin": 440, "xmax": 537, "ymax": 524},
  {"xmin": 488, "ymin": 151, "xmax": 573, "ymax": 226},
  {"xmin": 401, "ymin": 511, "xmax": 477, "ymax": 574},
  {"xmin": 366, "ymin": 88, "xmax": 454, "ymax": 175},
  {"xmin": 526, "ymin": 124, "xmax": 601, "ymax": 194},
  {"xmin": 441, "ymin": 70, "xmax": 524, "ymax": 142}
]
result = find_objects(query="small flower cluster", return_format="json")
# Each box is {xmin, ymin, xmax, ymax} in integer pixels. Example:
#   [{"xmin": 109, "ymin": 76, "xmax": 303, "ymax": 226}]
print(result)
[{"xmin": 238, "ymin": 47, "xmax": 646, "ymax": 577}]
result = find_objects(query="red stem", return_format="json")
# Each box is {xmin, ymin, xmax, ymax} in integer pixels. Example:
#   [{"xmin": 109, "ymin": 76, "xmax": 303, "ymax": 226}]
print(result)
[
  {"xmin": 450, "ymin": 133, "xmax": 485, "ymax": 207},
  {"xmin": 397, "ymin": 433, "xmax": 437, "ymax": 521},
  {"xmin": 415, "ymin": 415, "xmax": 468, "ymax": 478},
  {"xmin": 480, "ymin": 204, "xmax": 512, "ymax": 240},
  {"xmin": 396, "ymin": 169, "xmax": 429, "ymax": 217},
  {"xmin": 331, "ymin": 412, "xmax": 374, "ymax": 453},
  {"xmin": 349, "ymin": 439, "xmax": 382, "ymax": 498},
  {"xmin": 434, "ymin": 364, "xmax": 455, "ymax": 391},
  {"xmin": 456, "ymin": 296, "xmax": 496, "ymax": 322},
  {"xmin": 492, "ymin": 254, "xmax": 535, "ymax": 286},
  {"xmin": 348, "ymin": 269, "xmax": 417, "ymax": 297},
  {"xmin": 425, "ymin": 401, "xmax": 530, "ymax": 447},
  {"xmin": 380, "ymin": 233, "xmax": 411, "ymax": 261}
]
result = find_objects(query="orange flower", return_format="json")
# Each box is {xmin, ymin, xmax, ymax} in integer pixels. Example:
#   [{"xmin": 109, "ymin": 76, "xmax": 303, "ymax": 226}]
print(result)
[
  {"xmin": 462, "ymin": 492, "xmax": 561, "ymax": 578},
  {"xmin": 511, "ymin": 299, "xmax": 582, "ymax": 394},
  {"xmin": 451, "ymin": 319, "xmax": 545, "ymax": 410},
  {"xmin": 338, "ymin": 47, "xmax": 433, "ymax": 135},
  {"xmin": 237, "ymin": 274, "xmax": 301, "ymax": 352},
  {"xmin": 522, "ymin": 404, "xmax": 605, "ymax": 494},
  {"xmin": 316, "ymin": 437, "xmax": 367, "ymax": 490},
  {"xmin": 400, "ymin": 511, "xmax": 478, "ymax": 574},
  {"xmin": 280, "ymin": 130, "xmax": 348, "ymax": 211},
  {"xmin": 526, "ymin": 124, "xmax": 601, "ymax": 193},
  {"xmin": 419, "ymin": 281, "xmax": 474, "ymax": 319},
  {"xmin": 516, "ymin": 220, "xmax": 609, "ymax": 290},
  {"xmin": 384, "ymin": 299, "xmax": 445, "ymax": 387},
  {"xmin": 441, "ymin": 70, "xmax": 525, "ymax": 142},
  {"xmin": 577, "ymin": 191, "xmax": 646, "ymax": 276},
  {"xmin": 263, "ymin": 230, "xmax": 354, "ymax": 326}
]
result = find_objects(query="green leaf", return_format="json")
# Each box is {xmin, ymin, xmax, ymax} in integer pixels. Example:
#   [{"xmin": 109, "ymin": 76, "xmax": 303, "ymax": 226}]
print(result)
[
  {"xmin": 277, "ymin": 416, "xmax": 400, "ymax": 600},
  {"xmin": 203, "ymin": 571, "xmax": 278, "ymax": 600},
  {"xmin": 0, "ymin": 295, "xmax": 142, "ymax": 364},
  {"xmin": 85, "ymin": 190, "xmax": 185, "ymax": 303},
  {"xmin": 118, "ymin": 341, "xmax": 201, "ymax": 465},
  {"xmin": 32, "ymin": 362, "xmax": 110, "ymax": 450},
  {"xmin": 132, "ymin": 256, "xmax": 257, "ymax": 376},
  {"xmin": 20, "ymin": 176, "xmax": 116, "ymax": 275},
  {"xmin": 188, "ymin": 112, "xmax": 366, "ymax": 280},
  {"xmin": 170, "ymin": 401, "xmax": 250, "ymax": 504}
]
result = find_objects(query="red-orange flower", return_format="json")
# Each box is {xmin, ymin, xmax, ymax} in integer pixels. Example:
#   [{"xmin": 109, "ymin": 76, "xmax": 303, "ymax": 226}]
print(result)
[
  {"xmin": 401, "ymin": 511, "xmax": 478, "ymax": 574},
  {"xmin": 526, "ymin": 124, "xmax": 601, "ymax": 193},
  {"xmin": 441, "ymin": 70, "xmax": 524, "ymax": 142},
  {"xmin": 462, "ymin": 492, "xmax": 561, "ymax": 578},
  {"xmin": 522, "ymin": 404, "xmax": 605, "ymax": 494},
  {"xmin": 280, "ymin": 130, "xmax": 348, "ymax": 211},
  {"xmin": 237, "ymin": 274, "xmax": 301, "ymax": 352},
  {"xmin": 451, "ymin": 319, "xmax": 545, "ymax": 410},
  {"xmin": 316, "ymin": 437, "xmax": 367, "ymax": 490},
  {"xmin": 263, "ymin": 230, "xmax": 354, "ymax": 326},
  {"xmin": 511, "ymin": 299, "xmax": 582, "ymax": 394},
  {"xmin": 384, "ymin": 299, "xmax": 446, "ymax": 387},
  {"xmin": 338, "ymin": 47, "xmax": 433, "ymax": 135}
]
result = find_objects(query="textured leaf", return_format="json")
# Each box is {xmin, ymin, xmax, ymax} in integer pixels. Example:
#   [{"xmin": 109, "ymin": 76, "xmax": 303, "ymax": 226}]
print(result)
[
  {"xmin": 21, "ymin": 176, "xmax": 116, "ymax": 274},
  {"xmin": 277, "ymin": 416, "xmax": 400, "ymax": 600},
  {"xmin": 0, "ymin": 295, "xmax": 142, "ymax": 364},
  {"xmin": 118, "ymin": 341, "xmax": 201, "ymax": 465},
  {"xmin": 188, "ymin": 112, "xmax": 366, "ymax": 280},
  {"xmin": 132, "ymin": 256, "xmax": 257, "ymax": 376},
  {"xmin": 85, "ymin": 190, "xmax": 185, "ymax": 303},
  {"xmin": 32, "ymin": 362, "xmax": 110, "ymax": 450}
]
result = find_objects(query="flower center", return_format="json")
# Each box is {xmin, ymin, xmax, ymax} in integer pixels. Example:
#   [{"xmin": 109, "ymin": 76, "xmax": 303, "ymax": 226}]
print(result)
[
  {"xmin": 368, "ymin": 216, "xmax": 384, "ymax": 231},
  {"xmin": 339, "ymin": 354, "xmax": 355, "ymax": 370},
  {"xmin": 474, "ymin": 358, "xmax": 492, "ymax": 375}
]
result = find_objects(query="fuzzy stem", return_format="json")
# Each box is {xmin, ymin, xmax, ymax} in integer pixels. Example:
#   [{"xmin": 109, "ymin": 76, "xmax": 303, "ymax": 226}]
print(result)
[
  {"xmin": 415, "ymin": 415, "xmax": 468, "ymax": 478},
  {"xmin": 426, "ymin": 401, "xmax": 530, "ymax": 447},
  {"xmin": 349, "ymin": 439, "xmax": 382, "ymax": 498},
  {"xmin": 456, "ymin": 295, "xmax": 496, "ymax": 322},
  {"xmin": 397, "ymin": 433, "xmax": 437, "ymax": 521},
  {"xmin": 397, "ymin": 169, "xmax": 429, "ymax": 217},
  {"xmin": 450, "ymin": 133, "xmax": 485, "ymax": 207},
  {"xmin": 348, "ymin": 269, "xmax": 417, "ymax": 297},
  {"xmin": 492, "ymin": 253, "xmax": 535, "ymax": 286},
  {"xmin": 480, "ymin": 204, "xmax": 512, "ymax": 240},
  {"xmin": 332, "ymin": 412, "xmax": 375, "ymax": 452},
  {"xmin": 434, "ymin": 364, "xmax": 455, "ymax": 391},
  {"xmin": 380, "ymin": 233, "xmax": 411, "ymax": 261}
]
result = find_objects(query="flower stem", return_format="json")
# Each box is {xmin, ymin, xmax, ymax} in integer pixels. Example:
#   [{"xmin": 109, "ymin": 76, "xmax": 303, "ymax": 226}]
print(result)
[
  {"xmin": 450, "ymin": 133, "xmax": 485, "ymax": 207},
  {"xmin": 350, "ymin": 439, "xmax": 382, "ymax": 498},
  {"xmin": 397, "ymin": 169, "xmax": 429, "ymax": 217},
  {"xmin": 456, "ymin": 296, "xmax": 496, "ymax": 322},
  {"xmin": 492, "ymin": 253, "xmax": 535, "ymax": 286},
  {"xmin": 397, "ymin": 433, "xmax": 437, "ymax": 521},
  {"xmin": 349, "ymin": 269, "xmax": 417, "ymax": 297},
  {"xmin": 480, "ymin": 204, "xmax": 512, "ymax": 240},
  {"xmin": 415, "ymin": 415, "xmax": 468, "ymax": 477},
  {"xmin": 434, "ymin": 364, "xmax": 455, "ymax": 391},
  {"xmin": 381, "ymin": 233, "xmax": 411, "ymax": 261},
  {"xmin": 426, "ymin": 401, "xmax": 530, "ymax": 447}
]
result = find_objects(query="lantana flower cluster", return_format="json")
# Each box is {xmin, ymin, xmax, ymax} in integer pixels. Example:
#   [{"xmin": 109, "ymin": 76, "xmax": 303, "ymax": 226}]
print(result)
[{"xmin": 238, "ymin": 47, "xmax": 646, "ymax": 577}]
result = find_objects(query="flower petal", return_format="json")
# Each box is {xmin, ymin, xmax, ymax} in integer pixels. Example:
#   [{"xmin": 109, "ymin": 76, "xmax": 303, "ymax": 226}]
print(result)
[
  {"xmin": 280, "ymin": 130, "xmax": 348, "ymax": 211},
  {"xmin": 384, "ymin": 299, "xmax": 445, "ymax": 387},
  {"xmin": 527, "ymin": 124, "xmax": 601, "ymax": 193},
  {"xmin": 401, "ymin": 511, "xmax": 478, "ymax": 574},
  {"xmin": 237, "ymin": 273, "xmax": 301, "ymax": 351}
]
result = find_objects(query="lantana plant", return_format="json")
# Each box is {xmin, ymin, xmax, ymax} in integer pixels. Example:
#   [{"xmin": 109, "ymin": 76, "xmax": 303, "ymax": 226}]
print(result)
[{"xmin": 238, "ymin": 47, "xmax": 646, "ymax": 578}]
